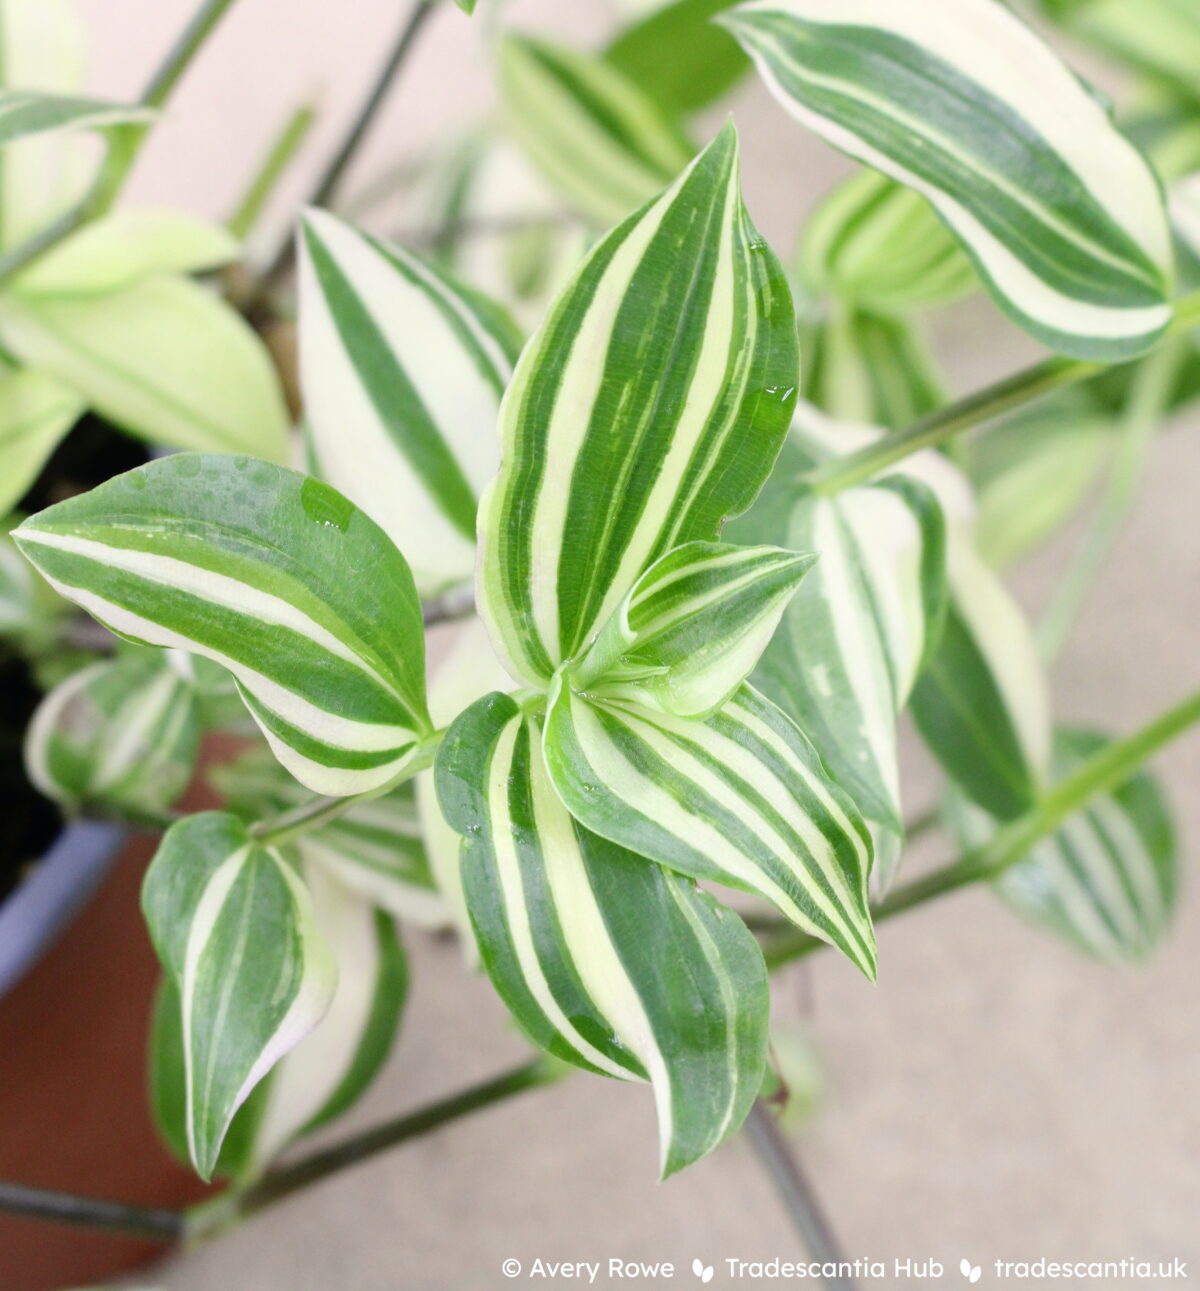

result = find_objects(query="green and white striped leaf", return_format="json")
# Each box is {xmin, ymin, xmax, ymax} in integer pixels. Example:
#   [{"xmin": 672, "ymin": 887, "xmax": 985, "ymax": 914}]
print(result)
[
  {"xmin": 569, "ymin": 540, "xmax": 815, "ymax": 720},
  {"xmin": 800, "ymin": 307, "xmax": 945, "ymax": 429},
  {"xmin": 0, "ymin": 366, "xmax": 84, "ymax": 515},
  {"xmin": 723, "ymin": 0, "xmax": 1175, "ymax": 358},
  {"xmin": 0, "ymin": 276, "xmax": 290, "ymax": 461},
  {"xmin": 0, "ymin": 89, "xmax": 151, "ymax": 147},
  {"xmin": 797, "ymin": 169, "xmax": 976, "ymax": 314},
  {"xmin": 543, "ymin": 680, "xmax": 876, "ymax": 977},
  {"xmin": 948, "ymin": 729, "xmax": 1179, "ymax": 963},
  {"xmin": 211, "ymin": 744, "xmax": 447, "ymax": 929},
  {"xmin": 149, "ymin": 858, "xmax": 406, "ymax": 1179},
  {"xmin": 14, "ymin": 454, "xmax": 433, "ymax": 796},
  {"xmin": 606, "ymin": 0, "xmax": 749, "ymax": 115},
  {"xmin": 436, "ymin": 691, "xmax": 769, "ymax": 1177},
  {"xmin": 498, "ymin": 34, "xmax": 695, "ymax": 226},
  {"xmin": 25, "ymin": 648, "xmax": 200, "ymax": 820},
  {"xmin": 478, "ymin": 124, "xmax": 799, "ymax": 688},
  {"xmin": 737, "ymin": 473, "xmax": 947, "ymax": 844},
  {"xmin": 142, "ymin": 811, "xmax": 337, "ymax": 1179},
  {"xmin": 9, "ymin": 208, "xmax": 239, "ymax": 298},
  {"xmin": 911, "ymin": 539, "xmax": 1051, "ymax": 821},
  {"xmin": 298, "ymin": 208, "xmax": 521, "ymax": 592}
]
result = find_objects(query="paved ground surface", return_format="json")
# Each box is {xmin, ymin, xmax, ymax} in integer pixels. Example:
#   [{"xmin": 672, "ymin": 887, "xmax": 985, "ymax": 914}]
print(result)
[{"xmin": 68, "ymin": 1, "xmax": 1200, "ymax": 1286}]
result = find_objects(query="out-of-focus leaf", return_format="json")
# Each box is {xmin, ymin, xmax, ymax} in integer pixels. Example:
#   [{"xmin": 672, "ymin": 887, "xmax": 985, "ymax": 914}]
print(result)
[
  {"xmin": 0, "ymin": 89, "xmax": 151, "ymax": 147},
  {"xmin": 0, "ymin": 366, "xmax": 84, "ymax": 515}
]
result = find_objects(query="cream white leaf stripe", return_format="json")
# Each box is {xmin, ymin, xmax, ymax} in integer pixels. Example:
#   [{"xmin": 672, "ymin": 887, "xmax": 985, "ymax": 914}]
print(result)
[
  {"xmin": 723, "ymin": 0, "xmax": 1175, "ymax": 359},
  {"xmin": 436, "ymin": 691, "xmax": 769, "ymax": 1177}
]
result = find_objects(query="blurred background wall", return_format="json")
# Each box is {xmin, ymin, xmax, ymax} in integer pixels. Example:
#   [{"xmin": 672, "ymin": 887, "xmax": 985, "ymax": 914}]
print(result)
[{"xmin": 61, "ymin": 2, "xmax": 1200, "ymax": 1287}]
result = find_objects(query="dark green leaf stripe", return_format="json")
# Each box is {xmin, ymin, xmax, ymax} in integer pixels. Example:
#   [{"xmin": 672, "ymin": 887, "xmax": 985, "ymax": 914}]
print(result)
[
  {"xmin": 570, "ymin": 540, "xmax": 815, "ymax": 719},
  {"xmin": 0, "ymin": 88, "xmax": 152, "ymax": 146},
  {"xmin": 950, "ymin": 729, "xmax": 1179, "ymax": 963},
  {"xmin": 499, "ymin": 34, "xmax": 694, "ymax": 225},
  {"xmin": 437, "ymin": 691, "xmax": 769, "ymax": 1176},
  {"xmin": 543, "ymin": 680, "xmax": 876, "ymax": 977},
  {"xmin": 14, "ymin": 455, "xmax": 431, "ymax": 796},
  {"xmin": 724, "ymin": 0, "xmax": 1174, "ymax": 358},
  {"xmin": 25, "ymin": 650, "xmax": 200, "ymax": 821},
  {"xmin": 142, "ymin": 812, "xmax": 336, "ymax": 1178},
  {"xmin": 299, "ymin": 210, "xmax": 521, "ymax": 593},
  {"xmin": 478, "ymin": 124, "xmax": 798, "ymax": 687}
]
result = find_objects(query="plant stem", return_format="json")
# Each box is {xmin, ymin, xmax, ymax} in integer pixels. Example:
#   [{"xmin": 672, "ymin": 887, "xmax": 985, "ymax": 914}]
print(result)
[
  {"xmin": 185, "ymin": 1057, "xmax": 559, "ymax": 1243},
  {"xmin": 423, "ymin": 580, "xmax": 476, "ymax": 627},
  {"xmin": 0, "ymin": 1180, "xmax": 182, "ymax": 1242},
  {"xmin": 806, "ymin": 288, "xmax": 1200, "ymax": 496},
  {"xmin": 250, "ymin": 739, "xmax": 440, "ymax": 847},
  {"xmin": 1038, "ymin": 341, "xmax": 1185, "ymax": 662},
  {"xmin": 744, "ymin": 1103, "xmax": 858, "ymax": 1291},
  {"xmin": 0, "ymin": 0, "xmax": 241, "ymax": 287},
  {"xmin": 763, "ymin": 685, "xmax": 1200, "ymax": 970},
  {"xmin": 227, "ymin": 100, "xmax": 319, "ymax": 240},
  {"xmin": 250, "ymin": 0, "xmax": 439, "ymax": 307}
]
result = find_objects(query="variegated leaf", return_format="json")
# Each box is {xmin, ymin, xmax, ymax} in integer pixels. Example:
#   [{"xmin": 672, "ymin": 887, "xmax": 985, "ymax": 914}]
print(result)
[
  {"xmin": 478, "ymin": 125, "xmax": 799, "ymax": 688},
  {"xmin": 149, "ymin": 858, "xmax": 407, "ymax": 1179},
  {"xmin": 0, "ymin": 276, "xmax": 290, "ymax": 461},
  {"xmin": 298, "ymin": 209, "xmax": 521, "ymax": 592},
  {"xmin": 436, "ymin": 691, "xmax": 769, "ymax": 1177},
  {"xmin": 737, "ymin": 473, "xmax": 946, "ymax": 841},
  {"xmin": 14, "ymin": 455, "xmax": 432, "ymax": 796},
  {"xmin": 142, "ymin": 812, "xmax": 337, "ymax": 1178},
  {"xmin": 0, "ymin": 88, "xmax": 151, "ymax": 146},
  {"xmin": 498, "ymin": 34, "xmax": 695, "ymax": 226},
  {"xmin": 10, "ymin": 208, "xmax": 240, "ymax": 297},
  {"xmin": 797, "ymin": 169, "xmax": 976, "ymax": 314},
  {"xmin": 0, "ymin": 366, "xmax": 85, "ymax": 515},
  {"xmin": 25, "ymin": 649, "xmax": 200, "ymax": 820},
  {"xmin": 947, "ymin": 729, "xmax": 1178, "ymax": 963},
  {"xmin": 800, "ymin": 307, "xmax": 945, "ymax": 429},
  {"xmin": 724, "ymin": 0, "xmax": 1175, "ymax": 358},
  {"xmin": 569, "ymin": 540, "xmax": 815, "ymax": 720},
  {"xmin": 211, "ymin": 744, "xmax": 447, "ymax": 929},
  {"xmin": 543, "ymin": 679, "xmax": 876, "ymax": 977}
]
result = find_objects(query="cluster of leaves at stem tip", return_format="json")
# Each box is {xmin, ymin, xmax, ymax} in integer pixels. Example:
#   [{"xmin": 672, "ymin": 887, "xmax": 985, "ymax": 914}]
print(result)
[{"xmin": 5, "ymin": 0, "xmax": 1197, "ymax": 1188}]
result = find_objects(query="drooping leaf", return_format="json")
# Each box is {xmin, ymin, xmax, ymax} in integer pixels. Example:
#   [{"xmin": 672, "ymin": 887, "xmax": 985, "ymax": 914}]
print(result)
[
  {"xmin": 606, "ymin": 0, "xmax": 749, "ymax": 115},
  {"xmin": 569, "ymin": 541, "xmax": 815, "ymax": 719},
  {"xmin": 24, "ymin": 649, "xmax": 201, "ymax": 820},
  {"xmin": 947, "ymin": 729, "xmax": 1179, "ymax": 963},
  {"xmin": 0, "ymin": 276, "xmax": 290, "ymax": 461},
  {"xmin": 298, "ymin": 208, "xmax": 520, "ymax": 592},
  {"xmin": 14, "ymin": 455, "xmax": 432, "ymax": 796},
  {"xmin": 141, "ymin": 812, "xmax": 337, "ymax": 1178},
  {"xmin": 800, "ymin": 307, "xmax": 945, "ymax": 429},
  {"xmin": 436, "ymin": 691, "xmax": 769, "ymax": 1177},
  {"xmin": 212, "ymin": 743, "xmax": 447, "ymax": 928},
  {"xmin": 150, "ymin": 864, "xmax": 407, "ymax": 1179},
  {"xmin": 9, "ymin": 208, "xmax": 240, "ymax": 297},
  {"xmin": 454, "ymin": 0, "xmax": 478, "ymax": 11},
  {"xmin": 797, "ymin": 168, "xmax": 976, "ymax": 315},
  {"xmin": 498, "ymin": 33, "xmax": 695, "ymax": 226},
  {"xmin": 543, "ymin": 680, "xmax": 876, "ymax": 978},
  {"xmin": 0, "ymin": 89, "xmax": 151, "ymax": 147},
  {"xmin": 478, "ymin": 124, "xmax": 798, "ymax": 688},
  {"xmin": 723, "ymin": 0, "xmax": 1175, "ymax": 359},
  {"xmin": 0, "ymin": 366, "xmax": 84, "ymax": 515}
]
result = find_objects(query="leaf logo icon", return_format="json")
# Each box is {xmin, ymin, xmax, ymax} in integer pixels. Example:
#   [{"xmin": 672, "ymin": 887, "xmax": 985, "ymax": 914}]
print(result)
[
  {"xmin": 692, "ymin": 1258, "xmax": 715, "ymax": 1283},
  {"xmin": 960, "ymin": 1258, "xmax": 982, "ymax": 1283}
]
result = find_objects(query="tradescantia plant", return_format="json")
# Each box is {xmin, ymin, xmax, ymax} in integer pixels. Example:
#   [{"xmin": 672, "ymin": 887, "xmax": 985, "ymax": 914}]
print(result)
[{"xmin": 5, "ymin": 0, "xmax": 1200, "ymax": 1260}]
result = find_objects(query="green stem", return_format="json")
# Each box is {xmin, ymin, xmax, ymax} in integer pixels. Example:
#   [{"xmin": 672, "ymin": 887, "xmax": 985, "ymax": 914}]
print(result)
[
  {"xmin": 184, "ymin": 1057, "xmax": 559, "ymax": 1244},
  {"xmin": 0, "ymin": 0, "xmax": 240, "ymax": 287},
  {"xmin": 0, "ymin": 1180, "xmax": 182, "ymax": 1242},
  {"xmin": 1037, "ymin": 341, "xmax": 1184, "ymax": 661},
  {"xmin": 763, "ymin": 686, "xmax": 1200, "ymax": 970},
  {"xmin": 806, "ymin": 289, "xmax": 1200, "ymax": 496},
  {"xmin": 250, "ymin": 738, "xmax": 440, "ymax": 847},
  {"xmin": 227, "ymin": 100, "xmax": 319, "ymax": 240}
]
